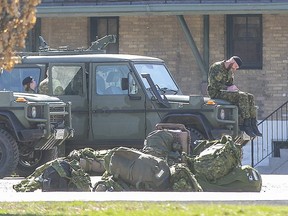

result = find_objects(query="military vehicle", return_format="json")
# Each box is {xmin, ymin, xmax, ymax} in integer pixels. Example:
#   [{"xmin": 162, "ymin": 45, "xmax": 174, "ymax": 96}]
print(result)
[
  {"xmin": 0, "ymin": 82, "xmax": 73, "ymax": 178},
  {"xmin": 1, "ymin": 36, "xmax": 249, "ymax": 161}
]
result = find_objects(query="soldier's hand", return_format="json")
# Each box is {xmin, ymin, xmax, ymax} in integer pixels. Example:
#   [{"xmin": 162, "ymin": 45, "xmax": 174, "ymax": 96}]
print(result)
[{"xmin": 227, "ymin": 85, "xmax": 239, "ymax": 91}]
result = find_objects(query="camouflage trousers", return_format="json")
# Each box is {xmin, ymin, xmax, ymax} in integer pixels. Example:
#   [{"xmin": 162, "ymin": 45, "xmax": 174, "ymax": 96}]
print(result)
[{"xmin": 214, "ymin": 91, "xmax": 257, "ymax": 124}]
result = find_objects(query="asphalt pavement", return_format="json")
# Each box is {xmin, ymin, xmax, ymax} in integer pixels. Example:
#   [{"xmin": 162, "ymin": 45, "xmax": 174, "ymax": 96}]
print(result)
[{"xmin": 0, "ymin": 174, "xmax": 288, "ymax": 204}]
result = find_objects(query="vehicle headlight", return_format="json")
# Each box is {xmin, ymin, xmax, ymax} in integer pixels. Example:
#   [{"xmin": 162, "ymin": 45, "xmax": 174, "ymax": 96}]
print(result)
[
  {"xmin": 31, "ymin": 106, "xmax": 37, "ymax": 118},
  {"xmin": 217, "ymin": 108, "xmax": 234, "ymax": 121},
  {"xmin": 219, "ymin": 109, "xmax": 225, "ymax": 120},
  {"xmin": 27, "ymin": 105, "xmax": 44, "ymax": 119}
]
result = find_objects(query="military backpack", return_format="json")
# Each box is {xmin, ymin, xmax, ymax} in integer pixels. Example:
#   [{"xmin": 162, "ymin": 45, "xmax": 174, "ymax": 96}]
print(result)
[
  {"xmin": 41, "ymin": 159, "xmax": 92, "ymax": 192},
  {"xmin": 192, "ymin": 135, "xmax": 242, "ymax": 181}
]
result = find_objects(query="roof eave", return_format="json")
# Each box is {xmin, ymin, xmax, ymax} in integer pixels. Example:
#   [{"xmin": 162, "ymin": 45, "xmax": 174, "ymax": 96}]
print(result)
[{"xmin": 36, "ymin": 3, "xmax": 288, "ymax": 17}]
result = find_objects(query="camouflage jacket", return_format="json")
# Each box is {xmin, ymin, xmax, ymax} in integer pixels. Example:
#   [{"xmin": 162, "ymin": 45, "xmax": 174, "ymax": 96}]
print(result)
[{"xmin": 207, "ymin": 60, "xmax": 234, "ymax": 98}]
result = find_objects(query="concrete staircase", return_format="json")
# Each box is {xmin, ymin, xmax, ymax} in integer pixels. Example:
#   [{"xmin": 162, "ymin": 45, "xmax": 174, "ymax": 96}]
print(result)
[{"xmin": 256, "ymin": 149, "xmax": 288, "ymax": 174}]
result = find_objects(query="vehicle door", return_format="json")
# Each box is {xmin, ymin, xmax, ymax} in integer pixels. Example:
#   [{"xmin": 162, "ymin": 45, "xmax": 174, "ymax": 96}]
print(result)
[
  {"xmin": 90, "ymin": 63, "xmax": 146, "ymax": 147},
  {"xmin": 48, "ymin": 63, "xmax": 88, "ymax": 141}
]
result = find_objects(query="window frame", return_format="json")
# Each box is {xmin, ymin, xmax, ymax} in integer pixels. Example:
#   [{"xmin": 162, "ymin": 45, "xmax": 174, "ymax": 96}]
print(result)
[
  {"xmin": 90, "ymin": 17, "xmax": 119, "ymax": 54},
  {"xmin": 226, "ymin": 14, "xmax": 263, "ymax": 70}
]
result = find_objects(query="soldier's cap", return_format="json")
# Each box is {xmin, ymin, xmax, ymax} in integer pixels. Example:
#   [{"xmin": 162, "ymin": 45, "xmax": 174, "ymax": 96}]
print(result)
[
  {"xmin": 22, "ymin": 76, "xmax": 33, "ymax": 86},
  {"xmin": 232, "ymin": 56, "xmax": 242, "ymax": 67}
]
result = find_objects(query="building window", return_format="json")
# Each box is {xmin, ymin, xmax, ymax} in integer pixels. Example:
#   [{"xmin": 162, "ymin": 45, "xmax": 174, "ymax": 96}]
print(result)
[
  {"xmin": 90, "ymin": 17, "xmax": 119, "ymax": 54},
  {"xmin": 227, "ymin": 15, "xmax": 262, "ymax": 69}
]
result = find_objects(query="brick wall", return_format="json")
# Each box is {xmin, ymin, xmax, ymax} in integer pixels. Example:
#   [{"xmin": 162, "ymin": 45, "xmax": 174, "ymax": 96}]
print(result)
[
  {"xmin": 119, "ymin": 15, "xmax": 203, "ymax": 95},
  {"xmin": 41, "ymin": 17, "xmax": 89, "ymax": 49},
  {"xmin": 40, "ymin": 14, "xmax": 288, "ymax": 119}
]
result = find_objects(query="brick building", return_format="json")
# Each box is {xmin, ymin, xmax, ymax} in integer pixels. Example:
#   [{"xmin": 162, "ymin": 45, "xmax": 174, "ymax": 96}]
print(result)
[{"xmin": 27, "ymin": 0, "xmax": 288, "ymax": 120}]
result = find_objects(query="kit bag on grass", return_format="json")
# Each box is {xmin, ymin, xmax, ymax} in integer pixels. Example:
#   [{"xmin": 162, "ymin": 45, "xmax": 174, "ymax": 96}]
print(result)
[
  {"xmin": 104, "ymin": 147, "xmax": 171, "ymax": 191},
  {"xmin": 193, "ymin": 135, "xmax": 242, "ymax": 181},
  {"xmin": 196, "ymin": 165, "xmax": 262, "ymax": 192}
]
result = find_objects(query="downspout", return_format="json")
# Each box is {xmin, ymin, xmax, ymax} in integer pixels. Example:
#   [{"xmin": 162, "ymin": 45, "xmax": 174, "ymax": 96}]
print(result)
[
  {"xmin": 202, "ymin": 15, "xmax": 209, "ymax": 95},
  {"xmin": 177, "ymin": 15, "xmax": 209, "ymax": 95}
]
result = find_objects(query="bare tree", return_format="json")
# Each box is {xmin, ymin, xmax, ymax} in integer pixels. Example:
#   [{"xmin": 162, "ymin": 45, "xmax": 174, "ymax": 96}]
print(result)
[{"xmin": 0, "ymin": 0, "xmax": 40, "ymax": 70}]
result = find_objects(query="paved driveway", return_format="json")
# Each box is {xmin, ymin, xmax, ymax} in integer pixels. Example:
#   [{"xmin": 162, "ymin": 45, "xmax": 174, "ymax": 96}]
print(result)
[{"xmin": 0, "ymin": 175, "xmax": 288, "ymax": 203}]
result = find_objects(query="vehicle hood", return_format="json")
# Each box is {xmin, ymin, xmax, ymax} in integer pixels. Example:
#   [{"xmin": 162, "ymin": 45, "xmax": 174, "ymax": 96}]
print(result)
[
  {"xmin": 13, "ymin": 92, "xmax": 61, "ymax": 102},
  {"xmin": 165, "ymin": 95, "xmax": 232, "ymax": 105}
]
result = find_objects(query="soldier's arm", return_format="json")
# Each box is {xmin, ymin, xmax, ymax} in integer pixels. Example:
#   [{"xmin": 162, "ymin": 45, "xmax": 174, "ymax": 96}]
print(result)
[{"xmin": 209, "ymin": 65, "xmax": 227, "ymax": 90}]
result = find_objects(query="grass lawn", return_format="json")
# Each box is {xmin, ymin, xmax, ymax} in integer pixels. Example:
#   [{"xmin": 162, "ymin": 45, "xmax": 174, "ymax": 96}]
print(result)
[{"xmin": 0, "ymin": 202, "xmax": 288, "ymax": 215}]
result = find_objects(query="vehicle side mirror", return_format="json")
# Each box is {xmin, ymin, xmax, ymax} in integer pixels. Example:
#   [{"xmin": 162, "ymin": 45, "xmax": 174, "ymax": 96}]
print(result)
[{"xmin": 121, "ymin": 78, "xmax": 129, "ymax": 90}]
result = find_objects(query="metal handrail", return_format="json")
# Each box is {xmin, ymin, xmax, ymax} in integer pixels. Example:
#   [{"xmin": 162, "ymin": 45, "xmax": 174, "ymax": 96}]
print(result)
[{"xmin": 250, "ymin": 100, "xmax": 288, "ymax": 167}]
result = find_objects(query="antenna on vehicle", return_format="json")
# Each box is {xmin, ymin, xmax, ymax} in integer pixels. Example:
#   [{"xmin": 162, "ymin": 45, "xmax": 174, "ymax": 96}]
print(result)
[{"xmin": 39, "ymin": 36, "xmax": 49, "ymax": 51}]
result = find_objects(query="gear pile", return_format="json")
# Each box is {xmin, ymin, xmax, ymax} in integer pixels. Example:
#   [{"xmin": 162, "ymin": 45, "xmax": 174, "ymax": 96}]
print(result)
[{"xmin": 13, "ymin": 124, "xmax": 262, "ymax": 192}]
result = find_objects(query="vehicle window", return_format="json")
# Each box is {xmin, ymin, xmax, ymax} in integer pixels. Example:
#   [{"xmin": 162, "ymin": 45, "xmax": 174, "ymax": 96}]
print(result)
[
  {"xmin": 95, "ymin": 64, "xmax": 129, "ymax": 95},
  {"xmin": 134, "ymin": 64, "xmax": 178, "ymax": 95},
  {"xmin": 0, "ymin": 67, "xmax": 41, "ymax": 92},
  {"xmin": 51, "ymin": 65, "xmax": 83, "ymax": 95}
]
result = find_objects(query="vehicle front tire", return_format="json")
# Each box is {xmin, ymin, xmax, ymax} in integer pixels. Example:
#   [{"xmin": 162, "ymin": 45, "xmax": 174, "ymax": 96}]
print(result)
[
  {"xmin": 16, "ymin": 148, "xmax": 58, "ymax": 177},
  {"xmin": 0, "ymin": 129, "xmax": 19, "ymax": 179}
]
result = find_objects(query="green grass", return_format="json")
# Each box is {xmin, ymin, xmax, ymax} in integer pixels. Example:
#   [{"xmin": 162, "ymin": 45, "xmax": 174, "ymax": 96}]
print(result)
[{"xmin": 0, "ymin": 202, "xmax": 288, "ymax": 216}]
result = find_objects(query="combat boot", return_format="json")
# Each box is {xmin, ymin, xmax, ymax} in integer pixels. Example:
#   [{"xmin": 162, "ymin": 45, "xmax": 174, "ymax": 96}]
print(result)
[
  {"xmin": 243, "ymin": 118, "xmax": 256, "ymax": 137},
  {"xmin": 251, "ymin": 118, "xmax": 262, "ymax": 137}
]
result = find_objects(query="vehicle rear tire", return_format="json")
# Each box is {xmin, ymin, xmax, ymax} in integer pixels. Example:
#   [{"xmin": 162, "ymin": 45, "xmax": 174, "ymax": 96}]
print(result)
[
  {"xmin": 0, "ymin": 129, "xmax": 19, "ymax": 179},
  {"xmin": 16, "ymin": 147, "xmax": 58, "ymax": 177},
  {"xmin": 188, "ymin": 127, "xmax": 205, "ymax": 154}
]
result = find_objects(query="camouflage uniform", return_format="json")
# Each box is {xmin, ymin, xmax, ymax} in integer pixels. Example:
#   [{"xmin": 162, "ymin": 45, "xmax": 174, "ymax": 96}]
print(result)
[
  {"xmin": 39, "ymin": 77, "xmax": 64, "ymax": 95},
  {"xmin": 207, "ymin": 60, "xmax": 257, "ymax": 124},
  {"xmin": 38, "ymin": 77, "xmax": 49, "ymax": 94}
]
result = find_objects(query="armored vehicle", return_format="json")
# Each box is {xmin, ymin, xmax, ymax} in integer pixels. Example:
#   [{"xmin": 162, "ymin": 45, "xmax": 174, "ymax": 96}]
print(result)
[{"xmin": 1, "ymin": 36, "xmax": 249, "ymax": 160}]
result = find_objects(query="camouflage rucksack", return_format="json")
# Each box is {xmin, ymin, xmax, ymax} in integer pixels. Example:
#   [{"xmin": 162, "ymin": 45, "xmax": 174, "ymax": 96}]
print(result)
[
  {"xmin": 42, "ymin": 159, "xmax": 92, "ymax": 192},
  {"xmin": 67, "ymin": 148, "xmax": 109, "ymax": 174},
  {"xmin": 143, "ymin": 130, "xmax": 174, "ymax": 157},
  {"xmin": 143, "ymin": 129, "xmax": 182, "ymax": 164},
  {"xmin": 196, "ymin": 165, "xmax": 262, "ymax": 192},
  {"xmin": 170, "ymin": 163, "xmax": 203, "ymax": 192},
  {"xmin": 192, "ymin": 135, "xmax": 242, "ymax": 181},
  {"xmin": 104, "ymin": 147, "xmax": 171, "ymax": 191},
  {"xmin": 42, "ymin": 160, "xmax": 73, "ymax": 191},
  {"xmin": 13, "ymin": 158, "xmax": 91, "ymax": 192}
]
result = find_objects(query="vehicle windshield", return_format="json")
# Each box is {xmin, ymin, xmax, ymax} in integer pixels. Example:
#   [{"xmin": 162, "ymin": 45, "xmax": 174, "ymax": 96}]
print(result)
[
  {"xmin": 134, "ymin": 63, "xmax": 179, "ymax": 95},
  {"xmin": 0, "ymin": 67, "xmax": 41, "ymax": 92}
]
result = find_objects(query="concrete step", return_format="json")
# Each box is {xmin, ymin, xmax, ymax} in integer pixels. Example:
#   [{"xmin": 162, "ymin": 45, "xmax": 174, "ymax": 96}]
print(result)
[
  {"xmin": 255, "ymin": 148, "xmax": 288, "ymax": 174},
  {"xmin": 280, "ymin": 148, "xmax": 288, "ymax": 158},
  {"xmin": 271, "ymin": 160, "xmax": 288, "ymax": 174},
  {"xmin": 269, "ymin": 157, "xmax": 286, "ymax": 168},
  {"xmin": 255, "ymin": 165, "xmax": 272, "ymax": 174}
]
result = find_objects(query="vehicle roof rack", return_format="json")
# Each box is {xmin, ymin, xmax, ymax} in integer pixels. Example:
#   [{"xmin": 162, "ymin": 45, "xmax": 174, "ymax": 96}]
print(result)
[{"xmin": 17, "ymin": 35, "xmax": 117, "ymax": 56}]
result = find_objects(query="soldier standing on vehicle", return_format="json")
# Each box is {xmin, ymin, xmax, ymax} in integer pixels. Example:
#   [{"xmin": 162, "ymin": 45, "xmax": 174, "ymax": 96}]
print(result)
[
  {"xmin": 22, "ymin": 76, "xmax": 37, "ymax": 93},
  {"xmin": 207, "ymin": 56, "xmax": 262, "ymax": 137}
]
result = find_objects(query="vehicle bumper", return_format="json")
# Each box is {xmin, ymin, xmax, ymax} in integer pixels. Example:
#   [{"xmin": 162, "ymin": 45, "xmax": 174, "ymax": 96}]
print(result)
[{"xmin": 19, "ymin": 127, "xmax": 74, "ymax": 150}]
